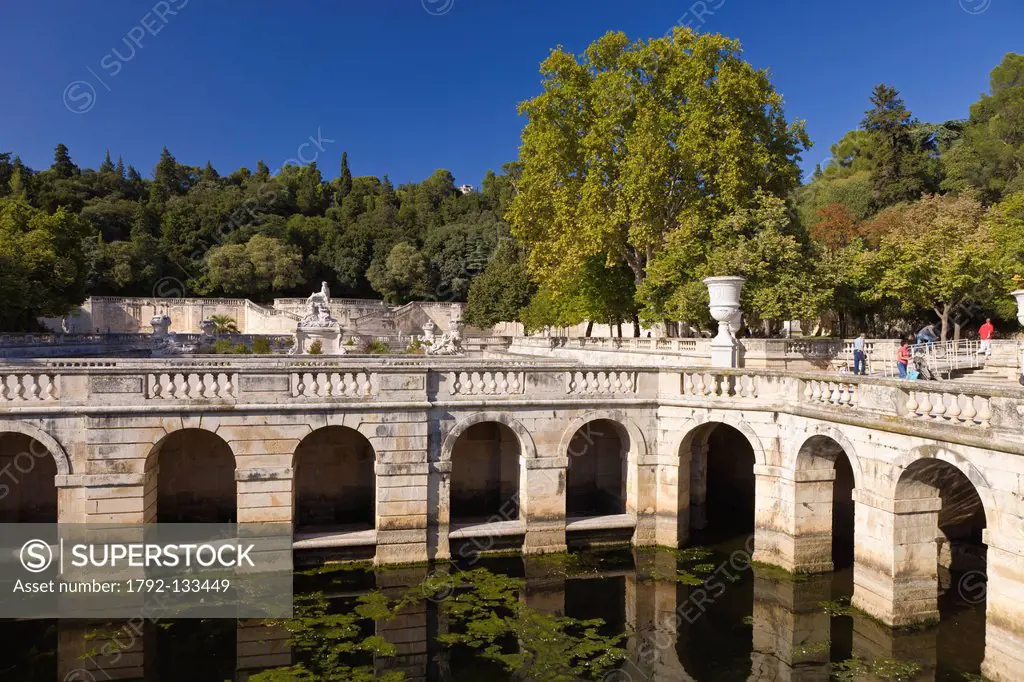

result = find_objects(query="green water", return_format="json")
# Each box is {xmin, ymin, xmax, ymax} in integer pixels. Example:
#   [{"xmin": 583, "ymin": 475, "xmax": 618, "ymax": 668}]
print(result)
[{"xmin": 0, "ymin": 537, "xmax": 986, "ymax": 681}]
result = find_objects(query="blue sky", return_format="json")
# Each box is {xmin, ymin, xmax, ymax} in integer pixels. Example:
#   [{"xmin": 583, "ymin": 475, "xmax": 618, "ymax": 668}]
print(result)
[{"xmin": 1, "ymin": 0, "xmax": 1021, "ymax": 186}]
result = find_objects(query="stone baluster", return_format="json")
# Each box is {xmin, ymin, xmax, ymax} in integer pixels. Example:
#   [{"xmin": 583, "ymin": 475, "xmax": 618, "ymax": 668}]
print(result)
[
  {"xmin": 830, "ymin": 382, "xmax": 841, "ymax": 404},
  {"xmin": 961, "ymin": 395, "xmax": 978, "ymax": 424},
  {"xmin": 918, "ymin": 391, "xmax": 932, "ymax": 418},
  {"xmin": 14, "ymin": 375, "xmax": 26, "ymax": 400},
  {"xmin": 977, "ymin": 398, "xmax": 992, "ymax": 428},
  {"xmin": 930, "ymin": 392, "xmax": 946, "ymax": 420},
  {"xmin": 0, "ymin": 376, "xmax": 8, "ymax": 401},
  {"xmin": 946, "ymin": 393, "xmax": 962, "ymax": 422},
  {"xmin": 294, "ymin": 372, "xmax": 305, "ymax": 397},
  {"xmin": 905, "ymin": 390, "xmax": 919, "ymax": 416}
]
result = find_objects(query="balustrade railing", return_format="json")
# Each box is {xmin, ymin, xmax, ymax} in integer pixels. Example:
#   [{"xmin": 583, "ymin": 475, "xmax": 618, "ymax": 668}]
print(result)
[
  {"xmin": 447, "ymin": 370, "xmax": 524, "ymax": 396},
  {"xmin": 0, "ymin": 361, "xmax": 1019, "ymax": 443},
  {"xmin": 0, "ymin": 373, "xmax": 60, "ymax": 401},
  {"xmin": 566, "ymin": 370, "xmax": 637, "ymax": 395},
  {"xmin": 904, "ymin": 388, "xmax": 992, "ymax": 427}
]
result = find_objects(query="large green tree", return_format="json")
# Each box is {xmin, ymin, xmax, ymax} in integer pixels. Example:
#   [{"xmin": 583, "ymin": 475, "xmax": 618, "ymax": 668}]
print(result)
[
  {"xmin": 0, "ymin": 198, "xmax": 89, "ymax": 330},
  {"xmin": 943, "ymin": 53, "xmax": 1024, "ymax": 203},
  {"xmin": 868, "ymin": 193, "xmax": 998, "ymax": 339},
  {"xmin": 508, "ymin": 28, "xmax": 809, "ymax": 325}
]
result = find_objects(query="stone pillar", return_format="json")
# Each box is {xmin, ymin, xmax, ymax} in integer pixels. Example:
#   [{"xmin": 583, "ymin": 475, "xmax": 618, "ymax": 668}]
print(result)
[
  {"xmin": 689, "ymin": 443, "xmax": 709, "ymax": 531},
  {"xmin": 752, "ymin": 464, "xmax": 836, "ymax": 574},
  {"xmin": 850, "ymin": 490, "xmax": 941, "ymax": 626},
  {"xmin": 236, "ymin": 466, "xmax": 293, "ymax": 524},
  {"xmin": 749, "ymin": 572, "xmax": 831, "ymax": 682},
  {"xmin": 652, "ymin": 450, "xmax": 687, "ymax": 549},
  {"xmin": 427, "ymin": 460, "xmax": 451, "ymax": 560},
  {"xmin": 982, "ymin": 530, "xmax": 1024, "ymax": 682},
  {"xmin": 523, "ymin": 455, "xmax": 567, "ymax": 554},
  {"xmin": 376, "ymin": 460, "xmax": 429, "ymax": 565}
]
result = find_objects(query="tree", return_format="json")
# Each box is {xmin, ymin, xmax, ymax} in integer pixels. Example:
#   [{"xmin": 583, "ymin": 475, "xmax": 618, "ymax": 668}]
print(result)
[
  {"xmin": 869, "ymin": 193, "xmax": 997, "ymax": 340},
  {"xmin": 861, "ymin": 85, "xmax": 939, "ymax": 209},
  {"xmin": 209, "ymin": 314, "xmax": 239, "ymax": 334},
  {"xmin": 943, "ymin": 53, "xmax": 1024, "ymax": 203},
  {"xmin": 52, "ymin": 144, "xmax": 77, "ymax": 179},
  {"xmin": 338, "ymin": 151, "xmax": 353, "ymax": 202},
  {"xmin": 0, "ymin": 197, "xmax": 89, "ymax": 330},
  {"xmin": 508, "ymin": 28, "xmax": 809, "ymax": 323},
  {"xmin": 204, "ymin": 235, "xmax": 304, "ymax": 299},
  {"xmin": 202, "ymin": 161, "xmax": 220, "ymax": 182},
  {"xmin": 986, "ymin": 191, "xmax": 1024, "ymax": 317},
  {"xmin": 99, "ymin": 150, "xmax": 116, "ymax": 175},
  {"xmin": 520, "ymin": 257, "xmax": 636, "ymax": 335},
  {"xmin": 366, "ymin": 242, "xmax": 427, "ymax": 304},
  {"xmin": 464, "ymin": 239, "xmax": 536, "ymax": 327}
]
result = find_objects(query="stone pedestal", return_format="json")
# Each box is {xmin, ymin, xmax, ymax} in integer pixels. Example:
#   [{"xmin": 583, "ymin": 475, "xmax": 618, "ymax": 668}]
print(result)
[
  {"xmin": 704, "ymin": 276, "xmax": 745, "ymax": 368},
  {"xmin": 850, "ymin": 490, "xmax": 941, "ymax": 626},
  {"xmin": 295, "ymin": 325, "xmax": 342, "ymax": 355}
]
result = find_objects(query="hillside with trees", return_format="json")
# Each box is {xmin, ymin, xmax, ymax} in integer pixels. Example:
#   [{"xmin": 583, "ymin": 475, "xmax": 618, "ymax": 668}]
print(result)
[{"xmin": 1, "ymin": 29, "xmax": 1022, "ymax": 338}]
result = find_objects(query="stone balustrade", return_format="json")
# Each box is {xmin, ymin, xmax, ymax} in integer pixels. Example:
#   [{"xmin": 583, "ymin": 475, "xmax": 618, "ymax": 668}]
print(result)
[{"xmin": 2, "ymin": 359, "xmax": 1020, "ymax": 448}]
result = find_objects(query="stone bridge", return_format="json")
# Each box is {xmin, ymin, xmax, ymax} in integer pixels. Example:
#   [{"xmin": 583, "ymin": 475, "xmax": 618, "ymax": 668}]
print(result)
[{"xmin": 1, "ymin": 357, "xmax": 1023, "ymax": 680}]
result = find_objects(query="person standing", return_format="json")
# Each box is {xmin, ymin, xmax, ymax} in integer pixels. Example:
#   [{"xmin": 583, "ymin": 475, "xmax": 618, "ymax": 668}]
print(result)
[
  {"xmin": 915, "ymin": 323, "xmax": 939, "ymax": 348},
  {"xmin": 979, "ymin": 318, "xmax": 995, "ymax": 358},
  {"xmin": 897, "ymin": 338, "xmax": 912, "ymax": 379},
  {"xmin": 853, "ymin": 333, "xmax": 867, "ymax": 375}
]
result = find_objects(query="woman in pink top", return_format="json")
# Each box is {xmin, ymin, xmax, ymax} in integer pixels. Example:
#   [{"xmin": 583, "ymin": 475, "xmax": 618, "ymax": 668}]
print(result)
[{"xmin": 896, "ymin": 339, "xmax": 912, "ymax": 378}]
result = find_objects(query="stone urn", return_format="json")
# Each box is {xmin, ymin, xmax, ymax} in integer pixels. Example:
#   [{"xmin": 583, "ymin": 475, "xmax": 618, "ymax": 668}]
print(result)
[
  {"xmin": 150, "ymin": 314, "xmax": 171, "ymax": 338},
  {"xmin": 421, "ymin": 320, "xmax": 436, "ymax": 344},
  {"xmin": 703, "ymin": 276, "xmax": 746, "ymax": 368},
  {"xmin": 1012, "ymin": 289, "xmax": 1024, "ymax": 326},
  {"xmin": 200, "ymin": 319, "xmax": 217, "ymax": 337}
]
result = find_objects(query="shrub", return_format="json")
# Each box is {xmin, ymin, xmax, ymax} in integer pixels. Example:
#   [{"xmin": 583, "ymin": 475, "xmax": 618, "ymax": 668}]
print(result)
[
  {"xmin": 308, "ymin": 339, "xmax": 324, "ymax": 355},
  {"xmin": 405, "ymin": 338, "xmax": 428, "ymax": 354},
  {"xmin": 211, "ymin": 339, "xmax": 250, "ymax": 354},
  {"xmin": 251, "ymin": 337, "xmax": 272, "ymax": 354},
  {"xmin": 363, "ymin": 339, "xmax": 389, "ymax": 354}
]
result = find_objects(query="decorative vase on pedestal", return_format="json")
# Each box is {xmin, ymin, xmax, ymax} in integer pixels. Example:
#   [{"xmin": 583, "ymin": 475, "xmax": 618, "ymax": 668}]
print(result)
[
  {"xmin": 150, "ymin": 315, "xmax": 171, "ymax": 338},
  {"xmin": 1013, "ymin": 290, "xmax": 1024, "ymax": 386},
  {"xmin": 1012, "ymin": 290, "xmax": 1024, "ymax": 326},
  {"xmin": 704, "ymin": 276, "xmax": 746, "ymax": 368}
]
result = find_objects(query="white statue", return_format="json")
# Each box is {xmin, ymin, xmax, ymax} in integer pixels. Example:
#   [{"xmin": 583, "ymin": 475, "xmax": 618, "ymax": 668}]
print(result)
[
  {"xmin": 427, "ymin": 328, "xmax": 463, "ymax": 356},
  {"xmin": 307, "ymin": 281, "xmax": 331, "ymax": 307}
]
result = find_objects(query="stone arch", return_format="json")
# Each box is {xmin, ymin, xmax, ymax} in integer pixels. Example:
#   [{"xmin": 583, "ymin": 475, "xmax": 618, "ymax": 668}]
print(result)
[
  {"xmin": 890, "ymin": 444, "xmax": 993, "ymax": 513},
  {"xmin": 791, "ymin": 424, "xmax": 863, "ymax": 491},
  {"xmin": 556, "ymin": 410, "xmax": 649, "ymax": 462},
  {"xmin": 0, "ymin": 420, "xmax": 71, "ymax": 476},
  {"xmin": 440, "ymin": 412, "xmax": 536, "ymax": 463},
  {"xmin": 670, "ymin": 412, "xmax": 767, "ymax": 467},
  {"xmin": 146, "ymin": 427, "xmax": 237, "ymax": 523},
  {"xmin": 292, "ymin": 425, "xmax": 376, "ymax": 530},
  {"xmin": 886, "ymin": 451, "xmax": 990, "ymax": 625}
]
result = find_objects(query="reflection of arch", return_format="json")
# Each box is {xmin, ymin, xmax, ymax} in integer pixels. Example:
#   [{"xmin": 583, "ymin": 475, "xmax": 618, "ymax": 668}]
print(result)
[
  {"xmin": 792, "ymin": 425, "xmax": 862, "ymax": 490},
  {"xmin": 440, "ymin": 412, "xmax": 536, "ymax": 462},
  {"xmin": 557, "ymin": 410, "xmax": 648, "ymax": 462},
  {"xmin": 670, "ymin": 413, "xmax": 766, "ymax": 466},
  {"xmin": 293, "ymin": 426, "xmax": 376, "ymax": 529},
  {"xmin": 0, "ymin": 420, "xmax": 71, "ymax": 475}
]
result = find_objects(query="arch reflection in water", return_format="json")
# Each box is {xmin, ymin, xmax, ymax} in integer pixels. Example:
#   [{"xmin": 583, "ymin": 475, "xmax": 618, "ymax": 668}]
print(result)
[{"xmin": 0, "ymin": 547, "xmax": 980, "ymax": 681}]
